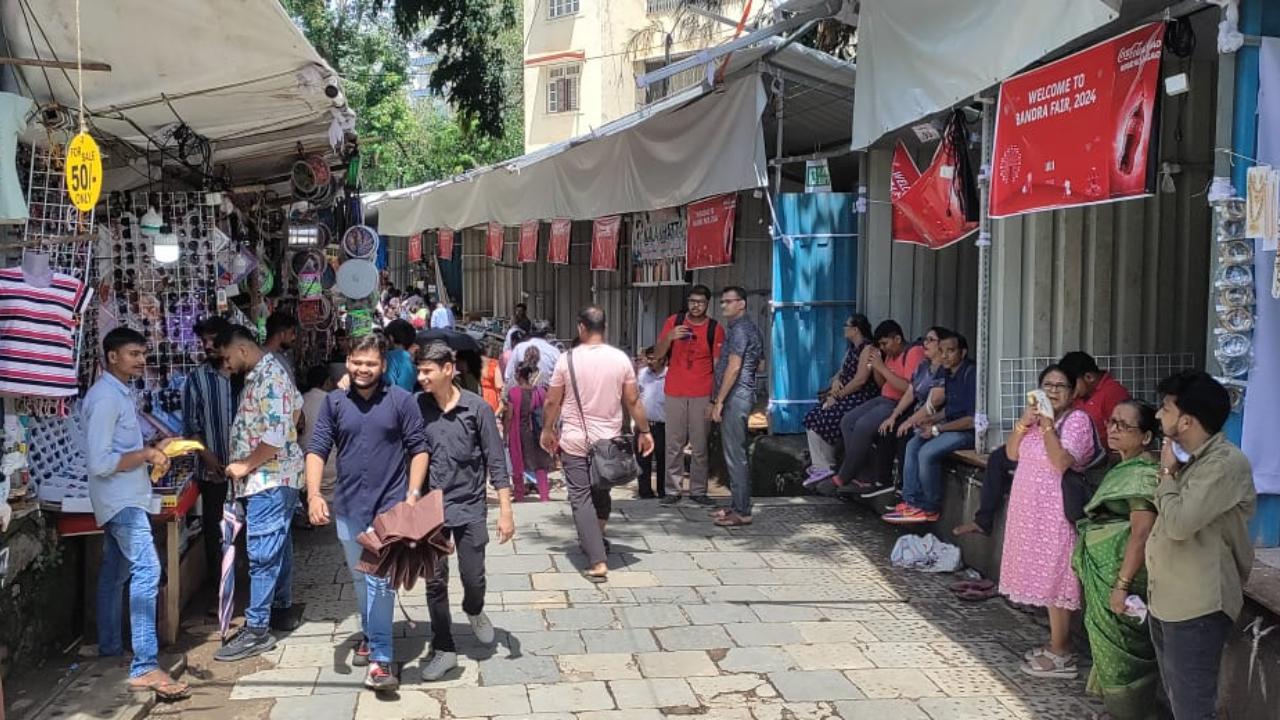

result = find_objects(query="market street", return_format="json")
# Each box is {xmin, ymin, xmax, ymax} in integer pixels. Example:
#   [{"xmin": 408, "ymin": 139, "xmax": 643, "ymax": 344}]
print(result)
[{"xmin": 153, "ymin": 493, "xmax": 1104, "ymax": 720}]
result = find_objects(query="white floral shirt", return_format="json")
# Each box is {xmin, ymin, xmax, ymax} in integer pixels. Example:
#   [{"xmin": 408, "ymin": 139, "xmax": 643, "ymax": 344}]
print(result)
[{"xmin": 230, "ymin": 353, "xmax": 304, "ymax": 498}]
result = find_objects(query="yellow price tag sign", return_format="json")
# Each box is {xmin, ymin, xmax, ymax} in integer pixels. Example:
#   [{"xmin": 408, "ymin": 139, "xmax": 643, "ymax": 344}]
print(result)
[{"xmin": 65, "ymin": 131, "xmax": 103, "ymax": 213}]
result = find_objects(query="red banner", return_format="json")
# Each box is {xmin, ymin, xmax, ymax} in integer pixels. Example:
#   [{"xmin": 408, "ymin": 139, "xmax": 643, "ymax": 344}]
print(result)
[
  {"xmin": 990, "ymin": 22, "xmax": 1163, "ymax": 218},
  {"xmin": 890, "ymin": 142, "xmax": 925, "ymax": 245},
  {"xmin": 408, "ymin": 233, "xmax": 422, "ymax": 262},
  {"xmin": 591, "ymin": 216, "xmax": 622, "ymax": 271},
  {"xmin": 518, "ymin": 220, "xmax": 539, "ymax": 263},
  {"xmin": 438, "ymin": 228, "xmax": 454, "ymax": 260},
  {"xmin": 486, "ymin": 222, "xmax": 504, "ymax": 261},
  {"xmin": 548, "ymin": 219, "xmax": 571, "ymax": 265},
  {"xmin": 686, "ymin": 194, "xmax": 737, "ymax": 270}
]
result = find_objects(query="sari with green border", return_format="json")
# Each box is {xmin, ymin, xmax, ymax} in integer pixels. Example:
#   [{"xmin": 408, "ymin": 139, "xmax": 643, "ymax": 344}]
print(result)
[{"xmin": 1071, "ymin": 456, "xmax": 1160, "ymax": 719}]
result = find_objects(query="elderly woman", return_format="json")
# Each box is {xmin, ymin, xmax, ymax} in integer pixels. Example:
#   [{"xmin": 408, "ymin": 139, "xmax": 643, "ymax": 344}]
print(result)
[
  {"xmin": 1072, "ymin": 401, "xmax": 1160, "ymax": 718},
  {"xmin": 802, "ymin": 314, "xmax": 878, "ymax": 485},
  {"xmin": 1002, "ymin": 364, "xmax": 1095, "ymax": 679}
]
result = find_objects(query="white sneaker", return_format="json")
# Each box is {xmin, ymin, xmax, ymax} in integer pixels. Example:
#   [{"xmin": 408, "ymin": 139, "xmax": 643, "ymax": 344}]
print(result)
[{"xmin": 468, "ymin": 611, "xmax": 496, "ymax": 645}]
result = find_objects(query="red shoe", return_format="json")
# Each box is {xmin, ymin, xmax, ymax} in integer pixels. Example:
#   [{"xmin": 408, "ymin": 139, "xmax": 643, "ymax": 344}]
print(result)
[{"xmin": 883, "ymin": 506, "xmax": 940, "ymax": 524}]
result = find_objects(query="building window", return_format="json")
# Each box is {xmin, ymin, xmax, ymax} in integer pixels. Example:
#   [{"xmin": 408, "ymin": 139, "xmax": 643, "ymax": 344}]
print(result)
[
  {"xmin": 646, "ymin": 0, "xmax": 680, "ymax": 13},
  {"xmin": 547, "ymin": 65, "xmax": 581, "ymax": 113},
  {"xmin": 549, "ymin": 0, "xmax": 579, "ymax": 19}
]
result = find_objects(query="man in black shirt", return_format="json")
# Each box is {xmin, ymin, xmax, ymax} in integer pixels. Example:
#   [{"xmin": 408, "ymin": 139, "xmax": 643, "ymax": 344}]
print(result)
[{"xmin": 415, "ymin": 341, "xmax": 514, "ymax": 682}]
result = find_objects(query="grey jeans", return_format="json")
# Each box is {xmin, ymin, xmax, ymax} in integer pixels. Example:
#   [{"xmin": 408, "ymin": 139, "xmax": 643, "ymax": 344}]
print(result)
[
  {"xmin": 561, "ymin": 453, "xmax": 612, "ymax": 566},
  {"xmin": 665, "ymin": 394, "xmax": 711, "ymax": 497},
  {"xmin": 721, "ymin": 390, "xmax": 754, "ymax": 517},
  {"xmin": 1150, "ymin": 612, "xmax": 1233, "ymax": 719}
]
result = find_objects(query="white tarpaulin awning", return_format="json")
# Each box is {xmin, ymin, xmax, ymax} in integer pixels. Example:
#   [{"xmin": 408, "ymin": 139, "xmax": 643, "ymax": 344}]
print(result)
[
  {"xmin": 850, "ymin": 0, "xmax": 1119, "ymax": 150},
  {"xmin": 1, "ymin": 0, "xmax": 354, "ymax": 187},
  {"xmin": 376, "ymin": 73, "xmax": 768, "ymax": 236}
]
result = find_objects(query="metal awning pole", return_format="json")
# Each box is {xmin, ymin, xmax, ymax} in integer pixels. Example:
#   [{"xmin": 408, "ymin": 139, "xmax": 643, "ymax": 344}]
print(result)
[
  {"xmin": 773, "ymin": 76, "xmax": 785, "ymax": 193},
  {"xmin": 975, "ymin": 94, "xmax": 994, "ymax": 454}
]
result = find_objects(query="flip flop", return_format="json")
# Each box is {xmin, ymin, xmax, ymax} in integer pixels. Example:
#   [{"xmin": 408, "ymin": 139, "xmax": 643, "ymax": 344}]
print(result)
[
  {"xmin": 128, "ymin": 670, "xmax": 190, "ymax": 701},
  {"xmin": 714, "ymin": 513, "xmax": 753, "ymax": 527},
  {"xmin": 957, "ymin": 586, "xmax": 999, "ymax": 602},
  {"xmin": 582, "ymin": 572, "xmax": 608, "ymax": 584},
  {"xmin": 949, "ymin": 579, "xmax": 995, "ymax": 594}
]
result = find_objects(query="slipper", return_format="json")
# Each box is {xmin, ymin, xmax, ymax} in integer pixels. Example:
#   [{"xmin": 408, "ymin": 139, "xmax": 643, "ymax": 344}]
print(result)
[
  {"xmin": 582, "ymin": 572, "xmax": 608, "ymax": 584},
  {"xmin": 948, "ymin": 579, "xmax": 995, "ymax": 594},
  {"xmin": 709, "ymin": 507, "xmax": 732, "ymax": 519},
  {"xmin": 128, "ymin": 669, "xmax": 190, "ymax": 701},
  {"xmin": 714, "ymin": 513, "xmax": 753, "ymax": 527},
  {"xmin": 957, "ymin": 587, "xmax": 999, "ymax": 602}
]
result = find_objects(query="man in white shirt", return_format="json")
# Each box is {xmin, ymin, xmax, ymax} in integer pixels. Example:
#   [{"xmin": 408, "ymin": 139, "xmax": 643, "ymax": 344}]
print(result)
[
  {"xmin": 504, "ymin": 320, "xmax": 560, "ymax": 393},
  {"xmin": 430, "ymin": 300, "xmax": 456, "ymax": 329},
  {"xmin": 636, "ymin": 346, "xmax": 668, "ymax": 499}
]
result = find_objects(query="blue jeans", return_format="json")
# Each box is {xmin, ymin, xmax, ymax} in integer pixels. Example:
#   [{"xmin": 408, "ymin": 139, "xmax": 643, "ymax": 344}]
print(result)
[
  {"xmin": 901, "ymin": 430, "xmax": 974, "ymax": 513},
  {"xmin": 721, "ymin": 390, "xmax": 754, "ymax": 517},
  {"xmin": 337, "ymin": 515, "xmax": 396, "ymax": 664},
  {"xmin": 97, "ymin": 507, "xmax": 161, "ymax": 678},
  {"xmin": 242, "ymin": 486, "xmax": 298, "ymax": 630}
]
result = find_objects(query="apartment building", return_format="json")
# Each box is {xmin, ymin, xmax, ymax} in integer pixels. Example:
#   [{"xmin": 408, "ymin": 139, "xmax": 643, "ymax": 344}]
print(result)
[{"xmin": 522, "ymin": 0, "xmax": 748, "ymax": 151}]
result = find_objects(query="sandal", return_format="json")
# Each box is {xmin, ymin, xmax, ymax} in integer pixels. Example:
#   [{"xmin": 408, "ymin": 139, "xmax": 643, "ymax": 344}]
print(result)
[
  {"xmin": 948, "ymin": 579, "xmax": 995, "ymax": 594},
  {"xmin": 709, "ymin": 507, "xmax": 732, "ymax": 519},
  {"xmin": 582, "ymin": 571, "xmax": 608, "ymax": 584},
  {"xmin": 957, "ymin": 586, "xmax": 998, "ymax": 602},
  {"xmin": 713, "ymin": 513, "xmax": 753, "ymax": 527},
  {"xmin": 1019, "ymin": 650, "xmax": 1078, "ymax": 679},
  {"xmin": 128, "ymin": 669, "xmax": 191, "ymax": 701}
]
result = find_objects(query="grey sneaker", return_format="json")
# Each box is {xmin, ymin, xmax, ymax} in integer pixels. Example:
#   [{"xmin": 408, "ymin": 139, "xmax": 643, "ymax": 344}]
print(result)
[
  {"xmin": 468, "ymin": 612, "xmax": 496, "ymax": 645},
  {"xmin": 419, "ymin": 650, "xmax": 459, "ymax": 682},
  {"xmin": 214, "ymin": 627, "xmax": 277, "ymax": 662},
  {"xmin": 659, "ymin": 495, "xmax": 681, "ymax": 506},
  {"xmin": 689, "ymin": 495, "xmax": 716, "ymax": 507}
]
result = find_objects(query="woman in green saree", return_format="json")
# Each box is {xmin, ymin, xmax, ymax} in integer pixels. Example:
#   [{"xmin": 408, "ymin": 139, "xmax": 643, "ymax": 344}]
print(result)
[{"xmin": 1072, "ymin": 400, "xmax": 1160, "ymax": 719}]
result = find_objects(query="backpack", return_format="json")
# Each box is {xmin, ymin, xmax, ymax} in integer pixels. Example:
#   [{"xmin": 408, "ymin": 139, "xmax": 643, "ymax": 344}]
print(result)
[{"xmin": 665, "ymin": 312, "xmax": 719, "ymax": 358}]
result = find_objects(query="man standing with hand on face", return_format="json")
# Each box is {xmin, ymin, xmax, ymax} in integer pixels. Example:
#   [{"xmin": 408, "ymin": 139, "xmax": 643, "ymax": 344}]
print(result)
[
  {"xmin": 305, "ymin": 334, "xmax": 428, "ymax": 691},
  {"xmin": 415, "ymin": 341, "xmax": 515, "ymax": 683}
]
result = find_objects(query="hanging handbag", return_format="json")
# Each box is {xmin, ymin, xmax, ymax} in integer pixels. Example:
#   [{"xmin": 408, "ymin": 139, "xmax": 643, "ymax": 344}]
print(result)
[{"xmin": 567, "ymin": 349, "xmax": 641, "ymax": 488}]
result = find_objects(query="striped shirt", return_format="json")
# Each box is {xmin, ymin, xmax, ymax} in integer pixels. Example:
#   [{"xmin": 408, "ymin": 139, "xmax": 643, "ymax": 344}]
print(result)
[
  {"xmin": 0, "ymin": 268, "xmax": 89, "ymax": 397},
  {"xmin": 182, "ymin": 363, "xmax": 235, "ymax": 475}
]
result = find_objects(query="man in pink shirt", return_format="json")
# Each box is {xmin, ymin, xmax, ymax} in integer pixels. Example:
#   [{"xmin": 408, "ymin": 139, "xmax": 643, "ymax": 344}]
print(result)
[
  {"xmin": 541, "ymin": 306, "xmax": 654, "ymax": 583},
  {"xmin": 832, "ymin": 320, "xmax": 926, "ymax": 488}
]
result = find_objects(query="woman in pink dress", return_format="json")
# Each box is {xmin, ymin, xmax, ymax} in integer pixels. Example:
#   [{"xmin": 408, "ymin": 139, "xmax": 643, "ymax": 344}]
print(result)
[{"xmin": 1001, "ymin": 364, "xmax": 1096, "ymax": 680}]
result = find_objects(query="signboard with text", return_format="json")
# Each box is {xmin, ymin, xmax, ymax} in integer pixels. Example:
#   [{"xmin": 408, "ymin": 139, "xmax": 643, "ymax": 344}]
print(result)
[
  {"xmin": 548, "ymin": 219, "xmax": 571, "ymax": 265},
  {"xmin": 590, "ymin": 216, "xmax": 622, "ymax": 271},
  {"xmin": 437, "ymin": 228, "xmax": 454, "ymax": 260},
  {"xmin": 686, "ymin": 194, "xmax": 737, "ymax": 270},
  {"xmin": 631, "ymin": 207, "xmax": 686, "ymax": 261},
  {"xmin": 518, "ymin": 220, "xmax": 539, "ymax": 263},
  {"xmin": 486, "ymin": 222, "xmax": 504, "ymax": 261},
  {"xmin": 990, "ymin": 22, "xmax": 1163, "ymax": 218}
]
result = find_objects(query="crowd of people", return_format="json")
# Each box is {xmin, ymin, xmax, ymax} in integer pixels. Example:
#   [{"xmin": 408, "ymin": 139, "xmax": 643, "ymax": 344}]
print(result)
[{"xmin": 82, "ymin": 290, "xmax": 1256, "ymax": 718}]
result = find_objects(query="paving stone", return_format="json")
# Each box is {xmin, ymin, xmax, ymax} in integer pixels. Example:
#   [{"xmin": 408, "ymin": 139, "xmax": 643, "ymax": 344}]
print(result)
[
  {"xmin": 747, "ymin": 603, "xmax": 824, "ymax": 623},
  {"xmin": 479, "ymin": 654, "xmax": 561, "ymax": 685},
  {"xmin": 862, "ymin": 643, "xmax": 952, "ymax": 669},
  {"xmin": 688, "ymin": 673, "xmax": 778, "ymax": 705},
  {"xmin": 582, "ymin": 628, "xmax": 660, "ymax": 653},
  {"xmin": 653, "ymin": 624, "xmax": 733, "ymax": 651},
  {"xmin": 446, "ymin": 685, "xmax": 532, "ymax": 717},
  {"xmin": 690, "ymin": 551, "xmax": 767, "ymax": 569},
  {"xmin": 354, "ymin": 689, "xmax": 442, "ymax": 720},
  {"xmin": 922, "ymin": 667, "xmax": 1020, "ymax": 697},
  {"xmin": 493, "ymin": 715, "xmax": 574, "ymax": 720},
  {"xmin": 649, "ymin": 569, "xmax": 720, "ymax": 586},
  {"xmin": 229, "ymin": 667, "xmax": 319, "ymax": 700},
  {"xmin": 608, "ymin": 678, "xmax": 698, "ymax": 709},
  {"xmin": 645, "ymin": 535, "xmax": 717, "ymax": 552},
  {"xmin": 781, "ymin": 643, "xmax": 874, "ymax": 671},
  {"xmin": 686, "ymin": 708, "xmax": 754, "ymax": 720},
  {"xmin": 723, "ymin": 623, "xmax": 805, "ymax": 647},
  {"xmin": 503, "ymin": 590, "xmax": 569, "ymax": 605},
  {"xmin": 767, "ymin": 670, "xmax": 865, "ymax": 702},
  {"xmin": 927, "ymin": 641, "xmax": 1021, "ymax": 668},
  {"xmin": 557, "ymin": 652, "xmax": 641, "ymax": 681},
  {"xmin": 617, "ymin": 604, "xmax": 687, "ymax": 629},
  {"xmin": 862, "ymin": 619, "xmax": 951, "ymax": 643},
  {"xmin": 616, "ymin": 551, "xmax": 699, "ymax": 570},
  {"xmin": 275, "ymin": 642, "xmax": 346, "ymax": 668},
  {"xmin": 696, "ymin": 585, "xmax": 768, "ymax": 603},
  {"xmin": 748, "ymin": 700, "xmax": 843, "ymax": 720},
  {"xmin": 844, "ymin": 669, "xmax": 945, "ymax": 699},
  {"xmin": 716, "ymin": 647, "xmax": 798, "ymax": 673},
  {"xmin": 576, "ymin": 711, "xmax": 664, "ymax": 720},
  {"xmin": 486, "ymin": 573, "xmax": 534, "ymax": 591},
  {"xmin": 915, "ymin": 697, "xmax": 1020, "ymax": 720},
  {"xmin": 832, "ymin": 699, "xmax": 929, "ymax": 720},
  {"xmin": 681, "ymin": 603, "xmax": 758, "ymax": 625},
  {"xmin": 528, "ymin": 681, "xmax": 615, "ymax": 712},
  {"xmin": 629, "ymin": 586, "xmax": 701, "ymax": 604},
  {"xmin": 635, "ymin": 650, "xmax": 720, "ymax": 678},
  {"xmin": 402, "ymin": 656, "xmax": 480, "ymax": 689},
  {"xmin": 533, "ymin": 573, "xmax": 600, "ymax": 590},
  {"xmin": 546, "ymin": 607, "xmax": 617, "ymax": 630},
  {"xmin": 793, "ymin": 621, "xmax": 877, "ymax": 644},
  {"xmin": 567, "ymin": 587, "xmax": 639, "ymax": 604},
  {"xmin": 998, "ymin": 695, "xmax": 1107, "ymax": 719},
  {"xmin": 487, "ymin": 553, "xmax": 556, "ymax": 574},
  {"xmin": 601, "ymin": 571, "xmax": 660, "ymax": 588},
  {"xmin": 271, "ymin": 691, "xmax": 358, "ymax": 720},
  {"xmin": 488, "ymin": 609, "xmax": 548, "ymax": 632},
  {"xmin": 505, "ymin": 630, "xmax": 586, "ymax": 656},
  {"xmin": 313, "ymin": 665, "xmax": 371, "ymax": 696}
]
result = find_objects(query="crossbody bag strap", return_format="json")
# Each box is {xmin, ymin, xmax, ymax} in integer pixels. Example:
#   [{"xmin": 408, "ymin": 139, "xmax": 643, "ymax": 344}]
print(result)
[{"xmin": 566, "ymin": 349, "xmax": 593, "ymax": 447}]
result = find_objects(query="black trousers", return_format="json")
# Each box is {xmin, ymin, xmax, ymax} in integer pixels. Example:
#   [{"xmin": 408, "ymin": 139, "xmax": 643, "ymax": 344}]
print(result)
[
  {"xmin": 426, "ymin": 521, "xmax": 488, "ymax": 652},
  {"xmin": 973, "ymin": 444, "xmax": 1016, "ymax": 533},
  {"xmin": 636, "ymin": 422, "xmax": 667, "ymax": 498},
  {"xmin": 197, "ymin": 478, "xmax": 229, "ymax": 582},
  {"xmin": 1150, "ymin": 612, "xmax": 1233, "ymax": 720}
]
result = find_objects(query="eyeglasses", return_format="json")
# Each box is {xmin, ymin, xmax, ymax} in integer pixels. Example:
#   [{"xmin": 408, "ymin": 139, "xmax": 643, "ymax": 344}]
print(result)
[
  {"xmin": 720, "ymin": 297, "xmax": 744, "ymax": 305},
  {"xmin": 924, "ymin": 335, "xmax": 939, "ymax": 343},
  {"xmin": 1041, "ymin": 381, "xmax": 1072, "ymax": 393},
  {"xmin": 1107, "ymin": 418, "xmax": 1141, "ymax": 432}
]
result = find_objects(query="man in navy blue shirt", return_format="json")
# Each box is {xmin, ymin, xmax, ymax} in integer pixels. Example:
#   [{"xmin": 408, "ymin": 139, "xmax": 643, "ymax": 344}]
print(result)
[
  {"xmin": 415, "ymin": 341, "xmax": 514, "ymax": 683},
  {"xmin": 885, "ymin": 334, "xmax": 977, "ymax": 524},
  {"xmin": 305, "ymin": 334, "xmax": 428, "ymax": 692}
]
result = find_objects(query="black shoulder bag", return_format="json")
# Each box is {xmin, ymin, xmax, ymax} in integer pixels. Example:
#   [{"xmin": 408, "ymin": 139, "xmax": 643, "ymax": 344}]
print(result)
[{"xmin": 567, "ymin": 349, "xmax": 641, "ymax": 488}]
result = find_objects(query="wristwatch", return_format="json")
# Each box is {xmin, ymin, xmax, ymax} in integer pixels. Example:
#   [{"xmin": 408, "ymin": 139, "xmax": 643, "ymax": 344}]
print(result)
[
  {"xmin": 930, "ymin": 425, "xmax": 940, "ymax": 436},
  {"xmin": 409, "ymin": 489, "xmax": 423, "ymax": 498}
]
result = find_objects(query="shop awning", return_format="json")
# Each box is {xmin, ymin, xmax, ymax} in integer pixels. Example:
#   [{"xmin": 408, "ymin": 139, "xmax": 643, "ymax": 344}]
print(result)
[
  {"xmin": 849, "ymin": 0, "xmax": 1119, "ymax": 150},
  {"xmin": 1, "ymin": 0, "xmax": 354, "ymax": 188},
  {"xmin": 373, "ymin": 41, "xmax": 855, "ymax": 236}
]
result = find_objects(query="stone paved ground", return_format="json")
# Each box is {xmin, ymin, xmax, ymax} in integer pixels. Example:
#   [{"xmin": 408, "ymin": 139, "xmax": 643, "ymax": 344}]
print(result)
[{"xmin": 158, "ymin": 494, "xmax": 1106, "ymax": 720}]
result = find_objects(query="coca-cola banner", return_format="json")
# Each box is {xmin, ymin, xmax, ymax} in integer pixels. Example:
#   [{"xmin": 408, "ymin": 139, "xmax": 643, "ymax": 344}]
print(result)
[
  {"xmin": 518, "ymin": 220, "xmax": 539, "ymax": 263},
  {"xmin": 890, "ymin": 142, "xmax": 925, "ymax": 245},
  {"xmin": 408, "ymin": 233, "xmax": 423, "ymax": 262},
  {"xmin": 548, "ymin": 219, "xmax": 571, "ymax": 265},
  {"xmin": 438, "ymin": 228, "xmax": 454, "ymax": 260},
  {"xmin": 686, "ymin": 193, "xmax": 737, "ymax": 270},
  {"xmin": 990, "ymin": 22, "xmax": 1163, "ymax": 218},
  {"xmin": 486, "ymin": 221, "xmax": 504, "ymax": 261},
  {"xmin": 591, "ymin": 216, "xmax": 622, "ymax": 271}
]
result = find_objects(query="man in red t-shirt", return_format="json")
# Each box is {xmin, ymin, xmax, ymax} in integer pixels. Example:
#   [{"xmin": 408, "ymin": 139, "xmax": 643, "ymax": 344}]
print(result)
[
  {"xmin": 1059, "ymin": 351, "xmax": 1131, "ymax": 451},
  {"xmin": 654, "ymin": 286, "xmax": 725, "ymax": 506}
]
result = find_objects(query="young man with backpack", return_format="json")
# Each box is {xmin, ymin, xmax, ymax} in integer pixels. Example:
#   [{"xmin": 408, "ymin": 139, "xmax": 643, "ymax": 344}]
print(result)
[{"xmin": 653, "ymin": 286, "xmax": 724, "ymax": 506}]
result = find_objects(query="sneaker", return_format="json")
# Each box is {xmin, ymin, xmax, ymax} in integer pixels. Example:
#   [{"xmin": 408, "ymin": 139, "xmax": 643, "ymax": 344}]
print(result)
[
  {"xmin": 883, "ymin": 506, "xmax": 941, "ymax": 524},
  {"xmin": 351, "ymin": 638, "xmax": 371, "ymax": 667},
  {"xmin": 269, "ymin": 604, "xmax": 304, "ymax": 632},
  {"xmin": 689, "ymin": 495, "xmax": 715, "ymax": 507},
  {"xmin": 848, "ymin": 477, "xmax": 877, "ymax": 492},
  {"xmin": 659, "ymin": 495, "xmax": 682, "ymax": 506},
  {"xmin": 419, "ymin": 650, "xmax": 459, "ymax": 682},
  {"xmin": 859, "ymin": 482, "xmax": 897, "ymax": 499},
  {"xmin": 365, "ymin": 662, "xmax": 399, "ymax": 692},
  {"xmin": 214, "ymin": 627, "xmax": 277, "ymax": 662},
  {"xmin": 803, "ymin": 468, "xmax": 835, "ymax": 487},
  {"xmin": 468, "ymin": 612, "xmax": 496, "ymax": 645}
]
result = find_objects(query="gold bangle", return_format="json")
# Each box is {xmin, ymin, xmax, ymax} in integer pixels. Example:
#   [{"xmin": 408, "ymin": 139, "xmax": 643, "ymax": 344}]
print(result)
[{"xmin": 1013, "ymin": 423, "xmax": 1027, "ymax": 433}]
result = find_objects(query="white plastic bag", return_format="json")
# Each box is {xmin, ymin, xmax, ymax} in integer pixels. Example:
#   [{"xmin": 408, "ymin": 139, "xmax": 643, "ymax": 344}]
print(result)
[{"xmin": 890, "ymin": 533, "xmax": 963, "ymax": 573}]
